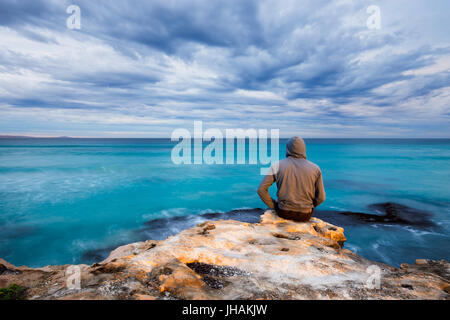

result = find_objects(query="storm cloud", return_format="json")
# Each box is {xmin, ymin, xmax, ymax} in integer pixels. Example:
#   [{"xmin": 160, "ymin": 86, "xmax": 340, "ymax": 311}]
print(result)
[{"xmin": 0, "ymin": 0, "xmax": 449, "ymax": 137}]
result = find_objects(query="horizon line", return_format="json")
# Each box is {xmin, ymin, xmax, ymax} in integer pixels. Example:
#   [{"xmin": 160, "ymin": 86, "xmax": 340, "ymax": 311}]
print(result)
[{"xmin": 1, "ymin": 134, "xmax": 449, "ymax": 140}]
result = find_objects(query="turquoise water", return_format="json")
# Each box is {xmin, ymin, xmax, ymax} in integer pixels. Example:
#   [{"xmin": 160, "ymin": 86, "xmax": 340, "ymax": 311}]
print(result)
[{"xmin": 0, "ymin": 138, "xmax": 449, "ymax": 267}]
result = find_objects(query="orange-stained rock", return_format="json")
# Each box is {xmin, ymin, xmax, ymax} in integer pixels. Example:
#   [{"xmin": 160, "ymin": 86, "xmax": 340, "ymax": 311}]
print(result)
[{"xmin": 0, "ymin": 210, "xmax": 448, "ymax": 300}]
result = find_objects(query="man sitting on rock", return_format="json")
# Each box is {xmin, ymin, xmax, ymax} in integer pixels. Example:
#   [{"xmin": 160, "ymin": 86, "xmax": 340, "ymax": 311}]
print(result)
[{"xmin": 257, "ymin": 136, "xmax": 326, "ymax": 222}]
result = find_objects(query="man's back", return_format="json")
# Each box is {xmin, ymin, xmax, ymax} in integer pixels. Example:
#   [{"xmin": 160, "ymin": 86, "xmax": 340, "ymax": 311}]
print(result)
[
  {"xmin": 274, "ymin": 156, "xmax": 324, "ymax": 212},
  {"xmin": 257, "ymin": 136, "xmax": 325, "ymax": 216}
]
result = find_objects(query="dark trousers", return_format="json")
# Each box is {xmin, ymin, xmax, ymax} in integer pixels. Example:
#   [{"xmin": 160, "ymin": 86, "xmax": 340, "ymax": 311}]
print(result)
[{"xmin": 275, "ymin": 203, "xmax": 314, "ymax": 222}]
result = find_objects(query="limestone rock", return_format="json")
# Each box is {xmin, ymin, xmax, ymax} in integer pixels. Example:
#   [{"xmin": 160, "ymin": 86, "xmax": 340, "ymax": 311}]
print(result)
[{"xmin": 0, "ymin": 210, "xmax": 448, "ymax": 300}]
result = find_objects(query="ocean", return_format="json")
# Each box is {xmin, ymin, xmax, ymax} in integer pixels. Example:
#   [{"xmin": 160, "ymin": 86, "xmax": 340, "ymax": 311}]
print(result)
[{"xmin": 0, "ymin": 138, "xmax": 449, "ymax": 267}]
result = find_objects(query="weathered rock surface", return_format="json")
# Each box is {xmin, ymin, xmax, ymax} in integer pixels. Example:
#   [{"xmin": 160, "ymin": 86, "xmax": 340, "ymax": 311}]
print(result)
[{"xmin": 1, "ymin": 211, "xmax": 448, "ymax": 300}]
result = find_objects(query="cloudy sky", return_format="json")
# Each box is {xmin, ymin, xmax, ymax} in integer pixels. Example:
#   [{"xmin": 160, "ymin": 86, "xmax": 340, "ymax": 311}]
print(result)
[{"xmin": 0, "ymin": 0, "xmax": 449, "ymax": 137}]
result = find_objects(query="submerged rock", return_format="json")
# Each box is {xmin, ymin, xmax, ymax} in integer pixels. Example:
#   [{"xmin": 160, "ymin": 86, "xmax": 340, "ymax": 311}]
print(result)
[
  {"xmin": 367, "ymin": 202, "xmax": 435, "ymax": 227},
  {"xmin": 0, "ymin": 210, "xmax": 447, "ymax": 300},
  {"xmin": 315, "ymin": 202, "xmax": 435, "ymax": 228}
]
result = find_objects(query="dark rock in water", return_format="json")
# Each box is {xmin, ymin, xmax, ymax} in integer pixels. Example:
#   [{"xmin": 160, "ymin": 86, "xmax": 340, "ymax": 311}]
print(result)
[
  {"xmin": 315, "ymin": 202, "xmax": 435, "ymax": 228},
  {"xmin": 199, "ymin": 208, "xmax": 264, "ymax": 223},
  {"xmin": 367, "ymin": 202, "xmax": 434, "ymax": 227}
]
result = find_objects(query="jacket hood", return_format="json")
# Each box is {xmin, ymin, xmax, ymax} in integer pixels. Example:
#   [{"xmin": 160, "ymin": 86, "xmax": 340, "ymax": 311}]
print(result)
[{"xmin": 286, "ymin": 136, "xmax": 306, "ymax": 159}]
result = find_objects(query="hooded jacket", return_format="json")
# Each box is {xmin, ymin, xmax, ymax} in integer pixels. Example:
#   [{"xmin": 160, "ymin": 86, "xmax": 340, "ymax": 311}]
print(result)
[{"xmin": 257, "ymin": 137, "xmax": 326, "ymax": 213}]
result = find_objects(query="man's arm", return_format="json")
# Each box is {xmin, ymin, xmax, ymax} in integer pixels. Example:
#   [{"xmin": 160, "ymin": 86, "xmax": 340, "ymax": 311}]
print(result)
[
  {"xmin": 313, "ymin": 170, "xmax": 326, "ymax": 207},
  {"xmin": 257, "ymin": 173, "xmax": 276, "ymax": 209}
]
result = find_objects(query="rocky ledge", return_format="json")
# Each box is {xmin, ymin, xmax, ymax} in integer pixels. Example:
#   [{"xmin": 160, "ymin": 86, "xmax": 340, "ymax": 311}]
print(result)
[{"xmin": 0, "ymin": 211, "xmax": 449, "ymax": 300}]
